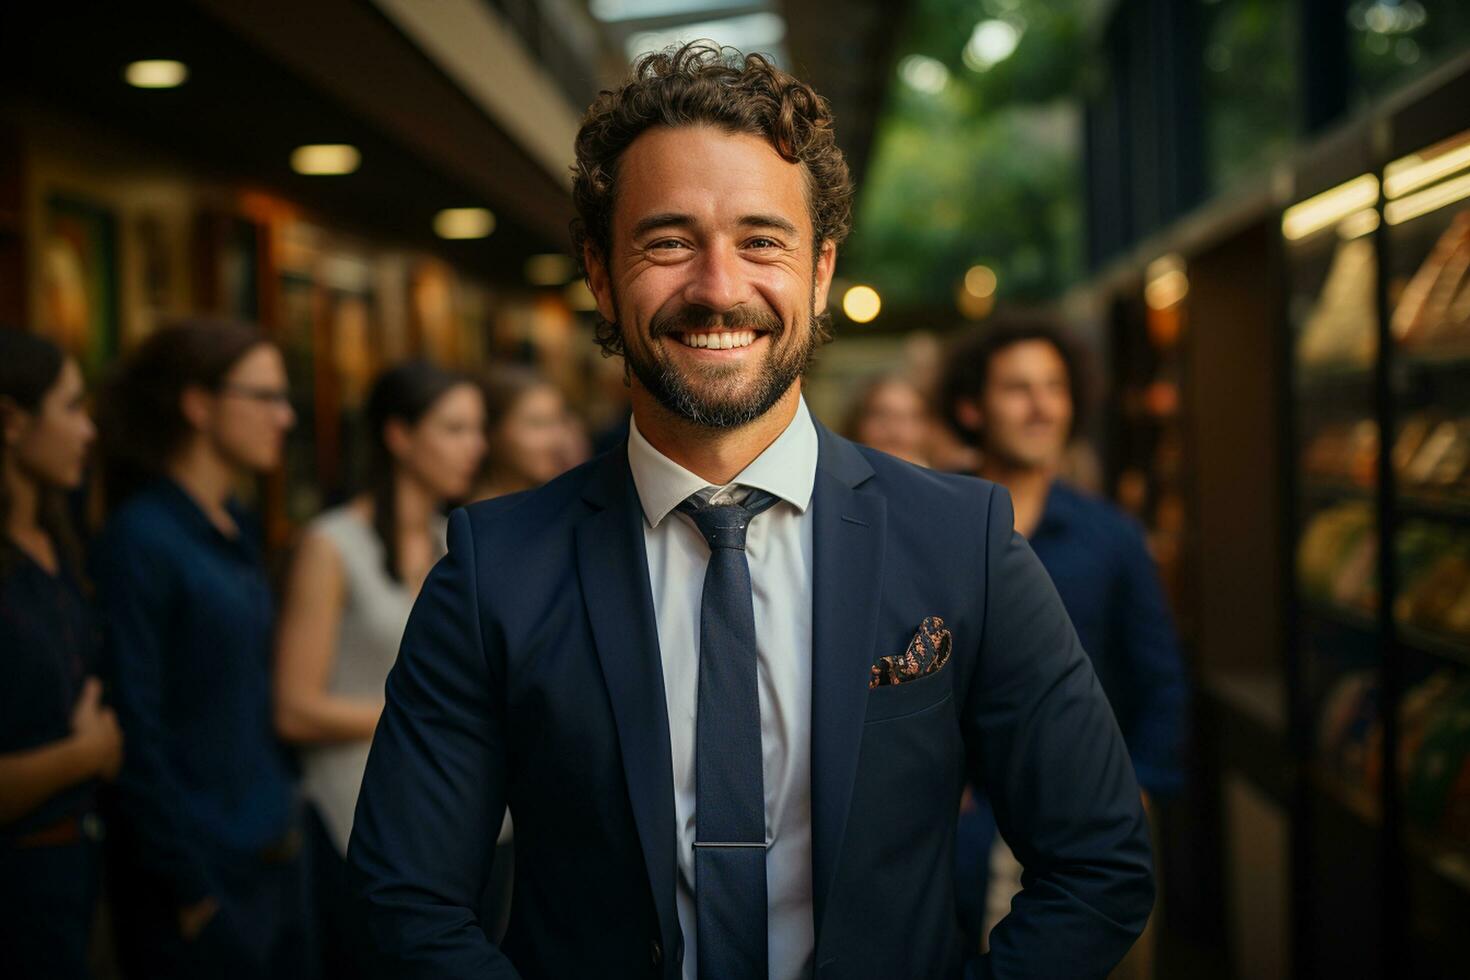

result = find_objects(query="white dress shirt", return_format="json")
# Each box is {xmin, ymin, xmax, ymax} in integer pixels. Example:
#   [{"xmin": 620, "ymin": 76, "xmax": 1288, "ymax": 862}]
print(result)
[{"xmin": 627, "ymin": 398, "xmax": 818, "ymax": 980}]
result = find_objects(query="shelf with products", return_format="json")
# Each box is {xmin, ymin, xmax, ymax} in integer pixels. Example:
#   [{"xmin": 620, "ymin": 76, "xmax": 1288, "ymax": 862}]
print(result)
[
  {"xmin": 1296, "ymin": 499, "xmax": 1381, "ymax": 615},
  {"xmin": 1395, "ymin": 519, "xmax": 1470, "ymax": 654},
  {"xmin": 1312, "ymin": 662, "xmax": 1470, "ymax": 895},
  {"xmin": 1280, "ymin": 61, "xmax": 1470, "ymax": 973}
]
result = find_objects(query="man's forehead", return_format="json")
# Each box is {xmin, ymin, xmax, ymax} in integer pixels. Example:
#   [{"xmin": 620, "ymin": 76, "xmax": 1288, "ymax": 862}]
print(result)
[
  {"xmin": 992, "ymin": 341, "xmax": 1069, "ymax": 379},
  {"xmin": 613, "ymin": 124, "xmax": 811, "ymax": 233}
]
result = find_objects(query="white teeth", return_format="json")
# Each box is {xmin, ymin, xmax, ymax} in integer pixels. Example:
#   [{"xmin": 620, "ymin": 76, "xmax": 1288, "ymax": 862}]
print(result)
[{"xmin": 678, "ymin": 330, "xmax": 760, "ymax": 349}]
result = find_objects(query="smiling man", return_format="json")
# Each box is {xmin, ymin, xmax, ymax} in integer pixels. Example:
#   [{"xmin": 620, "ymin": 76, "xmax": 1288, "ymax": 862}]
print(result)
[{"xmin": 349, "ymin": 45, "xmax": 1153, "ymax": 980}]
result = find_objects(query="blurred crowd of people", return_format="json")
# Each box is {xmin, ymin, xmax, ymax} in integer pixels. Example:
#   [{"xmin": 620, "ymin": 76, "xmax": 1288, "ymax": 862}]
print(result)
[{"xmin": 1, "ymin": 309, "xmax": 1185, "ymax": 979}]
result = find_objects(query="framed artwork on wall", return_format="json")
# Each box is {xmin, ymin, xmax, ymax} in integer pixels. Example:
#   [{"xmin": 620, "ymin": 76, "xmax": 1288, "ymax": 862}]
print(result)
[{"xmin": 40, "ymin": 194, "xmax": 117, "ymax": 378}]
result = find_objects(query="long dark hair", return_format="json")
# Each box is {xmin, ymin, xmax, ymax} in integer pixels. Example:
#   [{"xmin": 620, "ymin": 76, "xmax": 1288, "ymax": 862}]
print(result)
[
  {"xmin": 98, "ymin": 319, "xmax": 269, "ymax": 512},
  {"xmin": 364, "ymin": 359, "xmax": 471, "ymax": 583},
  {"xmin": 0, "ymin": 328, "xmax": 83, "ymax": 582}
]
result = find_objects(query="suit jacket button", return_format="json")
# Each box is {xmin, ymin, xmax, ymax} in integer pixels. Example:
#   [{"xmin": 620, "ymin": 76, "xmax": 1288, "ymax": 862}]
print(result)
[{"xmin": 651, "ymin": 939, "xmax": 663, "ymax": 968}]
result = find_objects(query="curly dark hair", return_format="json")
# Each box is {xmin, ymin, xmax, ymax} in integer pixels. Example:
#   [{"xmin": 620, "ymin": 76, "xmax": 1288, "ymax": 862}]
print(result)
[
  {"xmin": 938, "ymin": 312, "xmax": 1092, "ymax": 449},
  {"xmin": 571, "ymin": 42, "xmax": 853, "ymax": 358}
]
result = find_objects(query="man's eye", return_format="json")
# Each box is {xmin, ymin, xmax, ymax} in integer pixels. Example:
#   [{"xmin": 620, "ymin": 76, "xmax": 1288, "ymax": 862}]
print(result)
[
  {"xmin": 649, "ymin": 239, "xmax": 688, "ymax": 250},
  {"xmin": 746, "ymin": 237, "xmax": 780, "ymax": 249}
]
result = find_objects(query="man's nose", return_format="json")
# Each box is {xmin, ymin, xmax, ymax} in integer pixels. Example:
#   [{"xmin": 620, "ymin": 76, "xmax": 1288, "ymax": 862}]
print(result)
[{"xmin": 682, "ymin": 243, "xmax": 747, "ymax": 313}]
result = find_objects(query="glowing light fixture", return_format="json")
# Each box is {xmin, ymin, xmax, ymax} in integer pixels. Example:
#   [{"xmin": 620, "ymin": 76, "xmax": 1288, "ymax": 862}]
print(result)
[
  {"xmin": 1281, "ymin": 174, "xmax": 1379, "ymax": 241},
  {"xmin": 433, "ymin": 208, "xmax": 496, "ymax": 240},
  {"xmin": 525, "ymin": 254, "xmax": 575, "ymax": 286},
  {"xmin": 290, "ymin": 144, "xmax": 360, "ymax": 176},
  {"xmin": 1338, "ymin": 208, "xmax": 1380, "ymax": 240},
  {"xmin": 1144, "ymin": 255, "xmax": 1188, "ymax": 311},
  {"xmin": 1384, "ymin": 171, "xmax": 1470, "ymax": 226},
  {"xmin": 842, "ymin": 285, "xmax": 881, "ymax": 323},
  {"xmin": 1384, "ymin": 136, "xmax": 1470, "ymax": 199},
  {"xmin": 124, "ymin": 60, "xmax": 189, "ymax": 89}
]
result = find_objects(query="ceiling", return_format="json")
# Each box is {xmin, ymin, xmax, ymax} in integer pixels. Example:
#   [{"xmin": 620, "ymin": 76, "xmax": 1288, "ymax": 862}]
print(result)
[
  {"xmin": 0, "ymin": 0, "xmax": 572, "ymax": 285},
  {"xmin": 0, "ymin": 0, "xmax": 906, "ymax": 286}
]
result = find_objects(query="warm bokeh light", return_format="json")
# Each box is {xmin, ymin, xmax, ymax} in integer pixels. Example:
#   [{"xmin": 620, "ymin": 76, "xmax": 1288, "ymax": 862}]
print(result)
[
  {"xmin": 123, "ymin": 60, "xmax": 188, "ymax": 89},
  {"xmin": 1281, "ymin": 174, "xmax": 1379, "ymax": 241},
  {"xmin": 842, "ymin": 284, "xmax": 882, "ymax": 323},
  {"xmin": 1145, "ymin": 255, "xmax": 1189, "ymax": 311},
  {"xmin": 433, "ymin": 207, "xmax": 496, "ymax": 240},
  {"xmin": 964, "ymin": 264, "xmax": 997, "ymax": 298},
  {"xmin": 525, "ymin": 253, "xmax": 575, "ymax": 285},
  {"xmin": 1338, "ymin": 208, "xmax": 1380, "ymax": 240},
  {"xmin": 290, "ymin": 144, "xmax": 361, "ymax": 176},
  {"xmin": 1384, "ymin": 136, "xmax": 1470, "ymax": 199},
  {"xmin": 1384, "ymin": 171, "xmax": 1470, "ymax": 225}
]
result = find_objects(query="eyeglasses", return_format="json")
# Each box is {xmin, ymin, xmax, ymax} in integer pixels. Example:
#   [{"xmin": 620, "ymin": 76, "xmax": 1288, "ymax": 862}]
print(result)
[{"xmin": 218, "ymin": 383, "xmax": 294, "ymax": 408}]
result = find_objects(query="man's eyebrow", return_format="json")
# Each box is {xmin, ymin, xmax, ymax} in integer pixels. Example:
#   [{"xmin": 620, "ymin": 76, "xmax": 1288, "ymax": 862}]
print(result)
[
  {"xmin": 628, "ymin": 212, "xmax": 802, "ymax": 238},
  {"xmin": 739, "ymin": 214, "xmax": 799, "ymax": 236},
  {"xmin": 630, "ymin": 212, "xmax": 694, "ymax": 237}
]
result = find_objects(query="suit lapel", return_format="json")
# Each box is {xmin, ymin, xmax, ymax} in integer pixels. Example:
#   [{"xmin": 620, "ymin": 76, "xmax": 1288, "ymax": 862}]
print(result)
[
  {"xmin": 575, "ymin": 445, "xmax": 680, "ymax": 958},
  {"xmin": 809, "ymin": 423, "xmax": 887, "ymax": 943}
]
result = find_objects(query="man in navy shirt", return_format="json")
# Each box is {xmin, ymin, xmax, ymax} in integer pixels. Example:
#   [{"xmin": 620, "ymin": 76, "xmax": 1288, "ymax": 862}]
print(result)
[{"xmin": 940, "ymin": 314, "xmax": 1187, "ymax": 974}]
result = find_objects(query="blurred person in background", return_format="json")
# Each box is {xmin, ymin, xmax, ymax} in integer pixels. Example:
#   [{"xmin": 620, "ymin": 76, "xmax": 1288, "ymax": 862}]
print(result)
[
  {"xmin": 841, "ymin": 373, "xmax": 932, "ymax": 466},
  {"xmin": 93, "ymin": 320, "xmax": 309, "ymax": 980},
  {"xmin": 472, "ymin": 364, "xmax": 571, "ymax": 501},
  {"xmin": 940, "ymin": 314, "xmax": 1187, "ymax": 977},
  {"xmin": 0, "ymin": 328, "xmax": 120, "ymax": 980},
  {"xmin": 273, "ymin": 359, "xmax": 484, "ymax": 980}
]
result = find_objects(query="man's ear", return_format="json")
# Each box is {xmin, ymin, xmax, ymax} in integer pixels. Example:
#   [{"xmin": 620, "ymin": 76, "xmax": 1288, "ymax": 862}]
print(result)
[
  {"xmin": 954, "ymin": 397, "xmax": 983, "ymax": 433},
  {"xmin": 582, "ymin": 244, "xmax": 617, "ymax": 324},
  {"xmin": 179, "ymin": 385, "xmax": 214, "ymax": 434},
  {"xmin": 812, "ymin": 239, "xmax": 837, "ymax": 312}
]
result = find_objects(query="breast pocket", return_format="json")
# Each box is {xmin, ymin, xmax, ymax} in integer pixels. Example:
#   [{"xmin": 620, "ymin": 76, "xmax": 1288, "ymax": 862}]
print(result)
[{"xmin": 863, "ymin": 667, "xmax": 953, "ymax": 724}]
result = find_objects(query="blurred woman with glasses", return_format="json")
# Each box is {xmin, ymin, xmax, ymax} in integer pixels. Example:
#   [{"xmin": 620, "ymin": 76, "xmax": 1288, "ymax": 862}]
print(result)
[
  {"xmin": 0, "ymin": 328, "xmax": 120, "ymax": 979},
  {"xmin": 273, "ymin": 359, "xmax": 485, "ymax": 980},
  {"xmin": 93, "ymin": 320, "xmax": 308, "ymax": 980}
]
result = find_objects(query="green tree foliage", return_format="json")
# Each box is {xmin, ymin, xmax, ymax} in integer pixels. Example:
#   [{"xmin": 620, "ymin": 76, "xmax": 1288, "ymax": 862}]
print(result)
[{"xmin": 841, "ymin": 0, "xmax": 1088, "ymax": 313}]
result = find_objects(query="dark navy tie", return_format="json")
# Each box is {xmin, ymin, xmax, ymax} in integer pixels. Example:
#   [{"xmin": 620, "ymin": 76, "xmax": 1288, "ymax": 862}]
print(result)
[{"xmin": 678, "ymin": 487, "xmax": 779, "ymax": 979}]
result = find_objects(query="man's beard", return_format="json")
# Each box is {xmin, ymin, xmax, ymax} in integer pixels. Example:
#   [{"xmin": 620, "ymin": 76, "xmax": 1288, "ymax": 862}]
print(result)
[{"xmin": 619, "ymin": 301, "xmax": 818, "ymax": 430}]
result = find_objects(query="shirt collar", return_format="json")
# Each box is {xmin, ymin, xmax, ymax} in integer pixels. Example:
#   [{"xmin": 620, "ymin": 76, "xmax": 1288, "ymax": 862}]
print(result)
[
  {"xmin": 1033, "ymin": 479, "xmax": 1079, "ymax": 538},
  {"xmin": 156, "ymin": 478, "xmax": 259, "ymax": 557},
  {"xmin": 626, "ymin": 396, "xmax": 819, "ymax": 529}
]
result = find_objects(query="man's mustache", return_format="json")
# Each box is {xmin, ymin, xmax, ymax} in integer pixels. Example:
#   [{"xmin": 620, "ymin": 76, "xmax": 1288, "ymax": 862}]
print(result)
[{"xmin": 649, "ymin": 304, "xmax": 784, "ymax": 339}]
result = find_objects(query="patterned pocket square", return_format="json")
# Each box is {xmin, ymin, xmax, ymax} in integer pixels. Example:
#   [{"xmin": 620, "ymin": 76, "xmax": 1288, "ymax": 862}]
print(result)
[{"xmin": 869, "ymin": 616, "xmax": 953, "ymax": 689}]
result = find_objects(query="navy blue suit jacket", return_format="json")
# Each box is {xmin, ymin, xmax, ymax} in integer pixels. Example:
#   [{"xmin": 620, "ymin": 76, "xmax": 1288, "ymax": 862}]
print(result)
[{"xmin": 349, "ymin": 424, "xmax": 1153, "ymax": 979}]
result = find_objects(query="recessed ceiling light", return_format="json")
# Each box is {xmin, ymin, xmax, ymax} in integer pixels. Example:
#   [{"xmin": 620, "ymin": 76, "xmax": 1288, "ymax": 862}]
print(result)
[
  {"xmin": 124, "ymin": 60, "xmax": 189, "ymax": 89},
  {"xmin": 434, "ymin": 208, "xmax": 495, "ymax": 240},
  {"xmin": 290, "ymin": 144, "xmax": 361, "ymax": 176}
]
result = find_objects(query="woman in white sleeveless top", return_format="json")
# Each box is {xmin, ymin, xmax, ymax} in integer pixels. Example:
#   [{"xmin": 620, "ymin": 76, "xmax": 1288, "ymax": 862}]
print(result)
[{"xmin": 273, "ymin": 361, "xmax": 484, "ymax": 980}]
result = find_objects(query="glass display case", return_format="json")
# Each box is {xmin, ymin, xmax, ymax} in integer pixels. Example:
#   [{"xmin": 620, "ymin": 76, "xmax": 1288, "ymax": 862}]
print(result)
[
  {"xmin": 1284, "ymin": 100, "xmax": 1470, "ymax": 978},
  {"xmin": 1381, "ymin": 123, "xmax": 1470, "ymax": 978}
]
